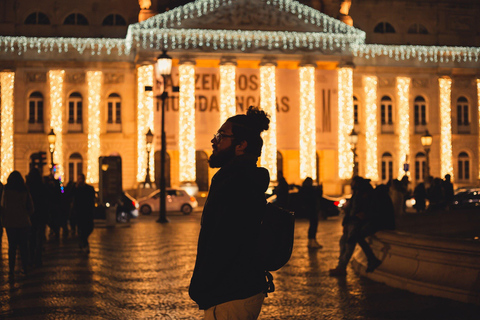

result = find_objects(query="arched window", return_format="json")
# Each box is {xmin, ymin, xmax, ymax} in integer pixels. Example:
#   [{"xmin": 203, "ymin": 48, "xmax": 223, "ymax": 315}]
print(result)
[
  {"xmin": 64, "ymin": 13, "xmax": 89, "ymax": 25},
  {"xmin": 374, "ymin": 22, "xmax": 395, "ymax": 33},
  {"xmin": 28, "ymin": 91, "xmax": 44, "ymax": 132},
  {"xmin": 407, "ymin": 24, "xmax": 428, "ymax": 34},
  {"xmin": 415, "ymin": 152, "xmax": 426, "ymax": 181},
  {"xmin": 457, "ymin": 152, "xmax": 470, "ymax": 181},
  {"xmin": 457, "ymin": 96, "xmax": 469, "ymax": 126},
  {"xmin": 24, "ymin": 12, "xmax": 50, "ymax": 25},
  {"xmin": 381, "ymin": 152, "xmax": 393, "ymax": 182},
  {"xmin": 68, "ymin": 153, "xmax": 83, "ymax": 182},
  {"xmin": 414, "ymin": 96, "xmax": 427, "ymax": 126},
  {"xmin": 353, "ymin": 95, "xmax": 359, "ymax": 124},
  {"xmin": 380, "ymin": 96, "xmax": 393, "ymax": 125},
  {"xmin": 68, "ymin": 92, "xmax": 83, "ymax": 132},
  {"xmin": 102, "ymin": 14, "xmax": 127, "ymax": 26},
  {"xmin": 107, "ymin": 93, "xmax": 122, "ymax": 132}
]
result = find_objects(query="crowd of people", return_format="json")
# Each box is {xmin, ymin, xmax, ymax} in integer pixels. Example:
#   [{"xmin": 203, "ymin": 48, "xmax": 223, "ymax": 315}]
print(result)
[{"xmin": 0, "ymin": 169, "xmax": 95, "ymax": 281}]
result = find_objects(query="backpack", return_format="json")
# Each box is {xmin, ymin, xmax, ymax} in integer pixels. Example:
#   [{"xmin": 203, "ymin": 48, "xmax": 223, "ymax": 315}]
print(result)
[{"xmin": 260, "ymin": 202, "xmax": 295, "ymax": 294}]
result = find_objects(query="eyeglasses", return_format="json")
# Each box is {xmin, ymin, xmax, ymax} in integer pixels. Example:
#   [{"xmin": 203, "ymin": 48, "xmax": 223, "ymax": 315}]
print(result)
[{"xmin": 213, "ymin": 132, "xmax": 234, "ymax": 142}]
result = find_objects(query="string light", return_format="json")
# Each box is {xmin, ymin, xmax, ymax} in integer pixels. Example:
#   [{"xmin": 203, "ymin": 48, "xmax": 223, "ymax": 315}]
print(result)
[
  {"xmin": 477, "ymin": 79, "xmax": 480, "ymax": 179},
  {"xmin": 219, "ymin": 64, "xmax": 236, "ymax": 124},
  {"xmin": 179, "ymin": 63, "xmax": 196, "ymax": 182},
  {"xmin": 299, "ymin": 65, "xmax": 316, "ymax": 180},
  {"xmin": 439, "ymin": 77, "xmax": 453, "ymax": 179},
  {"xmin": 136, "ymin": 65, "xmax": 154, "ymax": 183},
  {"xmin": 396, "ymin": 77, "xmax": 411, "ymax": 179},
  {"xmin": 260, "ymin": 64, "xmax": 277, "ymax": 181},
  {"xmin": 86, "ymin": 71, "xmax": 103, "ymax": 184},
  {"xmin": 0, "ymin": 72, "xmax": 15, "ymax": 183},
  {"xmin": 337, "ymin": 67, "xmax": 354, "ymax": 179},
  {"xmin": 48, "ymin": 70, "xmax": 65, "ymax": 181},
  {"xmin": 363, "ymin": 76, "xmax": 378, "ymax": 181}
]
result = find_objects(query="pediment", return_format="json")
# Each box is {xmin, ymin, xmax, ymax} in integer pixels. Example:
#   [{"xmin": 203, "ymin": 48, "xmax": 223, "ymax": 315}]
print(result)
[
  {"xmin": 176, "ymin": 0, "xmax": 322, "ymax": 32},
  {"xmin": 134, "ymin": 0, "xmax": 362, "ymax": 35}
]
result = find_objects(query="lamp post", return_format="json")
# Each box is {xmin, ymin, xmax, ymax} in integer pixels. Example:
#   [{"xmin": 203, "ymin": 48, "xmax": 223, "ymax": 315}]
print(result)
[
  {"xmin": 420, "ymin": 129, "xmax": 433, "ymax": 179},
  {"xmin": 348, "ymin": 128, "xmax": 359, "ymax": 178},
  {"xmin": 154, "ymin": 50, "xmax": 173, "ymax": 223},
  {"xmin": 47, "ymin": 128, "xmax": 56, "ymax": 175},
  {"xmin": 145, "ymin": 128, "xmax": 153, "ymax": 188}
]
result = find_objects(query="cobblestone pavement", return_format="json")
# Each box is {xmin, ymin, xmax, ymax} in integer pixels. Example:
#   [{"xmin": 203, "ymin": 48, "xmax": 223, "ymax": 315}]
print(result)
[{"xmin": 1, "ymin": 212, "xmax": 479, "ymax": 320}]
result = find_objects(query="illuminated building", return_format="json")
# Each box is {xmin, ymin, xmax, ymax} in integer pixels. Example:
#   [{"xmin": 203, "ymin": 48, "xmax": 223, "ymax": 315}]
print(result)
[{"xmin": 0, "ymin": 0, "xmax": 479, "ymax": 193}]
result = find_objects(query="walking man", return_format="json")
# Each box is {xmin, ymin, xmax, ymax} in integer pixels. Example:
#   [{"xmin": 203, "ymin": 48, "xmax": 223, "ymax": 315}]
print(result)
[
  {"xmin": 72, "ymin": 174, "xmax": 95, "ymax": 253},
  {"xmin": 189, "ymin": 106, "xmax": 271, "ymax": 320}
]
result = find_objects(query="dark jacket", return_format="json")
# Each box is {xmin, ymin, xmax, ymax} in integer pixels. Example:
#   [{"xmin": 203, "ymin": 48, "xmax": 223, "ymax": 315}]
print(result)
[{"xmin": 189, "ymin": 154, "xmax": 270, "ymax": 310}]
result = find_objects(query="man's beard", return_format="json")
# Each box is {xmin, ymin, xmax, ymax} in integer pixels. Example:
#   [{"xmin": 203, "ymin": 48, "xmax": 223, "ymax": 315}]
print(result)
[{"xmin": 209, "ymin": 144, "xmax": 236, "ymax": 168}]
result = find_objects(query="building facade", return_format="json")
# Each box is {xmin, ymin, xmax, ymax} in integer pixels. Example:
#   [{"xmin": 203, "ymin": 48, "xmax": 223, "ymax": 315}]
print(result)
[{"xmin": 0, "ymin": 0, "xmax": 479, "ymax": 195}]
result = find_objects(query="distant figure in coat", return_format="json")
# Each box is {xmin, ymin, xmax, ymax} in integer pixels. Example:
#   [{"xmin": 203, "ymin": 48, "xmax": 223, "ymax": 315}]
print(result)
[
  {"xmin": 442, "ymin": 174, "xmax": 454, "ymax": 210},
  {"xmin": 274, "ymin": 170, "xmax": 289, "ymax": 209},
  {"xmin": 72, "ymin": 174, "xmax": 95, "ymax": 253},
  {"xmin": 0, "ymin": 171, "xmax": 34, "ymax": 279},
  {"xmin": 413, "ymin": 182, "xmax": 427, "ymax": 213},
  {"xmin": 300, "ymin": 177, "xmax": 323, "ymax": 249},
  {"xmin": 26, "ymin": 168, "xmax": 49, "ymax": 267}
]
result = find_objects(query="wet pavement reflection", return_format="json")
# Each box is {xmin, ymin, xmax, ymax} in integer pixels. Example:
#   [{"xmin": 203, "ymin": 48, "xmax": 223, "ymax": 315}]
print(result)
[{"xmin": 1, "ymin": 213, "xmax": 478, "ymax": 319}]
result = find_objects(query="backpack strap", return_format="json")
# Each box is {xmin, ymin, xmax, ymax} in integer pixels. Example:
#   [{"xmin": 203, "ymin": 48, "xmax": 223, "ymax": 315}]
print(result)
[{"xmin": 264, "ymin": 271, "xmax": 275, "ymax": 296}]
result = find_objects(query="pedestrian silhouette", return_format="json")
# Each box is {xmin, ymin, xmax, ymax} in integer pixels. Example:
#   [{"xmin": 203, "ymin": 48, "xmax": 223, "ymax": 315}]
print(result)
[
  {"xmin": 72, "ymin": 174, "xmax": 95, "ymax": 253},
  {"xmin": 0, "ymin": 171, "xmax": 34, "ymax": 279},
  {"xmin": 413, "ymin": 182, "xmax": 427, "ymax": 213},
  {"xmin": 442, "ymin": 174, "xmax": 454, "ymax": 210},
  {"xmin": 26, "ymin": 168, "xmax": 49, "ymax": 267},
  {"xmin": 300, "ymin": 177, "xmax": 323, "ymax": 249},
  {"xmin": 329, "ymin": 176, "xmax": 382, "ymax": 276},
  {"xmin": 274, "ymin": 170, "xmax": 289, "ymax": 209}
]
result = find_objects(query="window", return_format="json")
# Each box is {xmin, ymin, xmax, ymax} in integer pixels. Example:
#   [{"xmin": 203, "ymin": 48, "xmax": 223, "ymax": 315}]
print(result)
[
  {"xmin": 68, "ymin": 153, "xmax": 83, "ymax": 182},
  {"xmin": 28, "ymin": 92, "xmax": 44, "ymax": 132},
  {"xmin": 414, "ymin": 96, "xmax": 427, "ymax": 126},
  {"xmin": 381, "ymin": 152, "xmax": 393, "ymax": 182},
  {"xmin": 107, "ymin": 93, "xmax": 122, "ymax": 132},
  {"xmin": 457, "ymin": 152, "xmax": 470, "ymax": 181},
  {"xmin": 68, "ymin": 92, "xmax": 83, "ymax": 132},
  {"xmin": 407, "ymin": 24, "xmax": 428, "ymax": 34},
  {"xmin": 353, "ymin": 96, "xmax": 359, "ymax": 124},
  {"xmin": 374, "ymin": 22, "xmax": 395, "ymax": 33},
  {"xmin": 380, "ymin": 96, "xmax": 393, "ymax": 125},
  {"xmin": 24, "ymin": 12, "xmax": 50, "ymax": 25},
  {"xmin": 457, "ymin": 96, "xmax": 469, "ymax": 126},
  {"xmin": 415, "ymin": 152, "xmax": 426, "ymax": 181},
  {"xmin": 64, "ymin": 13, "xmax": 89, "ymax": 25},
  {"xmin": 102, "ymin": 14, "xmax": 127, "ymax": 26}
]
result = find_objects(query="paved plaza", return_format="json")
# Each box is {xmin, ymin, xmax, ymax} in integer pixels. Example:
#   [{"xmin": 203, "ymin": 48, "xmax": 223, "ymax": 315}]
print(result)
[{"xmin": 1, "ymin": 211, "xmax": 479, "ymax": 319}]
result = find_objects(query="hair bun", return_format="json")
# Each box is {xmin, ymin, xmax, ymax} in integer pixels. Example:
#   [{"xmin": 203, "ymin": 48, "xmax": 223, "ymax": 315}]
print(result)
[{"xmin": 246, "ymin": 106, "xmax": 270, "ymax": 133}]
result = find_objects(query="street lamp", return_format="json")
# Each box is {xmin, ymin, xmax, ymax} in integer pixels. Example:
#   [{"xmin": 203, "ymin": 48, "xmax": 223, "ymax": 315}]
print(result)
[
  {"xmin": 144, "ymin": 128, "xmax": 154, "ymax": 188},
  {"xmin": 47, "ymin": 128, "xmax": 56, "ymax": 175},
  {"xmin": 154, "ymin": 50, "xmax": 173, "ymax": 224},
  {"xmin": 421, "ymin": 129, "xmax": 433, "ymax": 179},
  {"xmin": 348, "ymin": 128, "xmax": 359, "ymax": 177}
]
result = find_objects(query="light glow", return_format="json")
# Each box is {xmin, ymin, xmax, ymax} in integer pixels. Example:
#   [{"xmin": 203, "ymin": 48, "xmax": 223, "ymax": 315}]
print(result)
[
  {"xmin": 136, "ymin": 65, "xmax": 155, "ymax": 183},
  {"xmin": 179, "ymin": 63, "xmax": 196, "ymax": 182},
  {"xmin": 396, "ymin": 77, "xmax": 411, "ymax": 179},
  {"xmin": 299, "ymin": 66, "xmax": 316, "ymax": 180},
  {"xmin": 86, "ymin": 71, "xmax": 103, "ymax": 184},
  {"xmin": 48, "ymin": 70, "xmax": 65, "ymax": 181},
  {"xmin": 363, "ymin": 76, "xmax": 378, "ymax": 181},
  {"xmin": 260, "ymin": 65, "xmax": 277, "ymax": 181},
  {"xmin": 219, "ymin": 64, "xmax": 236, "ymax": 124},
  {"xmin": 0, "ymin": 72, "xmax": 15, "ymax": 183},
  {"xmin": 337, "ymin": 67, "xmax": 354, "ymax": 179},
  {"xmin": 439, "ymin": 77, "xmax": 453, "ymax": 179}
]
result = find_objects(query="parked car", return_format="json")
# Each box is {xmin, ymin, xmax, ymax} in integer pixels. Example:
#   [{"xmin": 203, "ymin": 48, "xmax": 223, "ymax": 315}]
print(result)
[
  {"xmin": 451, "ymin": 188, "xmax": 480, "ymax": 209},
  {"xmin": 267, "ymin": 185, "xmax": 340, "ymax": 219},
  {"xmin": 138, "ymin": 189, "xmax": 198, "ymax": 215},
  {"xmin": 94, "ymin": 192, "xmax": 139, "ymax": 223}
]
